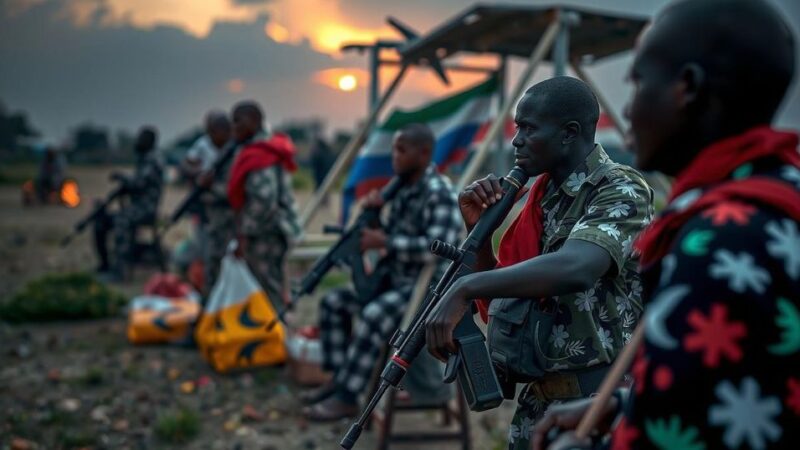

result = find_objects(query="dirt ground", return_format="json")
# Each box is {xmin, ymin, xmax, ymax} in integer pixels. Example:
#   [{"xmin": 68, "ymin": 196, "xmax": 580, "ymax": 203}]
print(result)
[{"xmin": 0, "ymin": 165, "xmax": 515, "ymax": 450}]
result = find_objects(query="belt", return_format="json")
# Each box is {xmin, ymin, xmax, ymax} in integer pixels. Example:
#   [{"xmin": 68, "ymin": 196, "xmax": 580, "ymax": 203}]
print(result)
[{"xmin": 524, "ymin": 363, "xmax": 610, "ymax": 402}]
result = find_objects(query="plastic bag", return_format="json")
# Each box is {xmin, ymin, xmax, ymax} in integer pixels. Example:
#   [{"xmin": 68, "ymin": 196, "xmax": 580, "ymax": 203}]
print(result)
[
  {"xmin": 127, "ymin": 289, "xmax": 201, "ymax": 345},
  {"xmin": 195, "ymin": 246, "xmax": 286, "ymax": 372}
]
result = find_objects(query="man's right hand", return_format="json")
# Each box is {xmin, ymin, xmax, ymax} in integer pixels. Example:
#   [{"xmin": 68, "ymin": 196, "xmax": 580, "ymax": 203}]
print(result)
[
  {"xmin": 459, "ymin": 174, "xmax": 505, "ymax": 228},
  {"xmin": 196, "ymin": 170, "xmax": 214, "ymax": 188},
  {"xmin": 361, "ymin": 189, "xmax": 384, "ymax": 209},
  {"xmin": 531, "ymin": 396, "xmax": 619, "ymax": 450}
]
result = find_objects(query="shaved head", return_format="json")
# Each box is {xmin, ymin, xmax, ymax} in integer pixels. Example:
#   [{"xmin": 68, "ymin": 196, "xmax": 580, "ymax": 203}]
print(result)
[
  {"xmin": 398, "ymin": 123, "xmax": 435, "ymax": 151},
  {"xmin": 232, "ymin": 101, "xmax": 264, "ymax": 126},
  {"xmin": 232, "ymin": 100, "xmax": 265, "ymax": 143},
  {"xmin": 651, "ymin": 0, "xmax": 795, "ymax": 126},
  {"xmin": 524, "ymin": 76, "xmax": 600, "ymax": 142},
  {"xmin": 205, "ymin": 109, "xmax": 231, "ymax": 149},
  {"xmin": 392, "ymin": 123, "xmax": 435, "ymax": 178},
  {"xmin": 626, "ymin": 0, "xmax": 797, "ymax": 173},
  {"xmin": 205, "ymin": 110, "xmax": 230, "ymax": 131}
]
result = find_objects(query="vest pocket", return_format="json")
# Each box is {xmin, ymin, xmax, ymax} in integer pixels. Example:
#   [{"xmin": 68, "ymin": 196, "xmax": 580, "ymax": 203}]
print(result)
[{"xmin": 488, "ymin": 298, "xmax": 555, "ymax": 383}]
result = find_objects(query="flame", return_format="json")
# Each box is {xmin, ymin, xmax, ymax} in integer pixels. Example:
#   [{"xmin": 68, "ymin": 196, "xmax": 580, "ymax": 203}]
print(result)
[{"xmin": 61, "ymin": 179, "xmax": 81, "ymax": 208}]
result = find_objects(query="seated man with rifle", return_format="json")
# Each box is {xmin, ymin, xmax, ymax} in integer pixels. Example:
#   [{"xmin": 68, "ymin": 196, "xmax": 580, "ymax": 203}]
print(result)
[
  {"xmin": 92, "ymin": 127, "xmax": 163, "ymax": 281},
  {"xmin": 424, "ymin": 77, "xmax": 653, "ymax": 450},
  {"xmin": 302, "ymin": 123, "xmax": 462, "ymax": 421}
]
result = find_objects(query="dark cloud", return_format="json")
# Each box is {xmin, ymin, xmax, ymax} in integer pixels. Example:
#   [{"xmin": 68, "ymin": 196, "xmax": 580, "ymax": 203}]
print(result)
[
  {"xmin": 0, "ymin": 0, "xmax": 797, "ymax": 143},
  {"xmin": 0, "ymin": 0, "xmax": 365, "ymax": 141}
]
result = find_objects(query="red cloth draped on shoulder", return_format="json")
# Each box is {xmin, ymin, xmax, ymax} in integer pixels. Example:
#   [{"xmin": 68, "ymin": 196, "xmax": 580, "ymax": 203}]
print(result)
[
  {"xmin": 475, "ymin": 174, "xmax": 550, "ymax": 323},
  {"xmin": 635, "ymin": 126, "xmax": 800, "ymax": 268},
  {"xmin": 227, "ymin": 133, "xmax": 298, "ymax": 211}
]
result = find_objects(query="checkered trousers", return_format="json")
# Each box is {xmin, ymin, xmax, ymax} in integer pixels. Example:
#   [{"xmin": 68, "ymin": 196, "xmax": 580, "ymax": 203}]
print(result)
[{"xmin": 319, "ymin": 284, "xmax": 413, "ymax": 397}]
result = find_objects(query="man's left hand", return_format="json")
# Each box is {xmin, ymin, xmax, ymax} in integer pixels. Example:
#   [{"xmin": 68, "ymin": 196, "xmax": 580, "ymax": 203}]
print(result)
[
  {"xmin": 360, "ymin": 227, "xmax": 387, "ymax": 251},
  {"xmin": 425, "ymin": 277, "xmax": 473, "ymax": 362}
]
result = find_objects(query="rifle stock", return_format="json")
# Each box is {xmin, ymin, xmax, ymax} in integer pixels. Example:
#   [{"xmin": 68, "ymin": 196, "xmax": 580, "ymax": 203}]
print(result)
[{"xmin": 340, "ymin": 166, "xmax": 529, "ymax": 449}]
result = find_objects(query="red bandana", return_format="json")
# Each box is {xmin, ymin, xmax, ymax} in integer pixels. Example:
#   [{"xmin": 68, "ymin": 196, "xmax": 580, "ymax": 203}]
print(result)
[
  {"xmin": 476, "ymin": 174, "xmax": 550, "ymax": 322},
  {"xmin": 635, "ymin": 126, "xmax": 800, "ymax": 268},
  {"xmin": 227, "ymin": 133, "xmax": 298, "ymax": 211}
]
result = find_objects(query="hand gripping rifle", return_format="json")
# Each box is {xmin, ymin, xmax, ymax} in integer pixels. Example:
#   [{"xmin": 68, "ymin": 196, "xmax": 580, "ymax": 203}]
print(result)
[
  {"xmin": 162, "ymin": 141, "xmax": 238, "ymax": 231},
  {"xmin": 340, "ymin": 166, "xmax": 529, "ymax": 449},
  {"xmin": 60, "ymin": 184, "xmax": 126, "ymax": 247},
  {"xmin": 265, "ymin": 176, "xmax": 405, "ymax": 331}
]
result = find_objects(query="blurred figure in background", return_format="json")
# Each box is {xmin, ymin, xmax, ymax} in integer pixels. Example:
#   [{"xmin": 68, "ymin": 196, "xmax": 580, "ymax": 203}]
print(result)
[
  {"xmin": 227, "ymin": 100, "xmax": 302, "ymax": 307},
  {"xmin": 35, "ymin": 146, "xmax": 65, "ymax": 203},
  {"xmin": 309, "ymin": 132, "xmax": 336, "ymax": 204},
  {"xmin": 93, "ymin": 127, "xmax": 163, "ymax": 281},
  {"xmin": 180, "ymin": 111, "xmax": 231, "ymax": 291},
  {"xmin": 182, "ymin": 111, "xmax": 231, "ymax": 177}
]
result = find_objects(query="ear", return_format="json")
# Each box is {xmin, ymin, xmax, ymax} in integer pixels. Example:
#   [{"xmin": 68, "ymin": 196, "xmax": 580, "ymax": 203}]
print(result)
[
  {"xmin": 562, "ymin": 121, "xmax": 581, "ymax": 145},
  {"xmin": 676, "ymin": 63, "xmax": 706, "ymax": 109}
]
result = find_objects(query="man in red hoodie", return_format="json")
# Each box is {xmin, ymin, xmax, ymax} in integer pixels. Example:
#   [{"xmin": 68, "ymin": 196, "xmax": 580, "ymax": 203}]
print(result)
[
  {"xmin": 227, "ymin": 101, "xmax": 301, "ymax": 307},
  {"xmin": 532, "ymin": 1, "xmax": 800, "ymax": 449}
]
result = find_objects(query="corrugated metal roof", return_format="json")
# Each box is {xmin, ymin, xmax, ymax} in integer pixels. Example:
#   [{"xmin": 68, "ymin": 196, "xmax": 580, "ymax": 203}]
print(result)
[{"xmin": 399, "ymin": 4, "xmax": 647, "ymax": 64}]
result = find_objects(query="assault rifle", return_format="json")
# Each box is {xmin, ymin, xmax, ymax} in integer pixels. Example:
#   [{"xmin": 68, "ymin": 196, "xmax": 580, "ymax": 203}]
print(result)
[
  {"xmin": 60, "ymin": 184, "xmax": 126, "ymax": 247},
  {"xmin": 266, "ymin": 176, "xmax": 404, "ymax": 331},
  {"xmin": 340, "ymin": 166, "xmax": 529, "ymax": 449},
  {"xmin": 163, "ymin": 141, "xmax": 238, "ymax": 231}
]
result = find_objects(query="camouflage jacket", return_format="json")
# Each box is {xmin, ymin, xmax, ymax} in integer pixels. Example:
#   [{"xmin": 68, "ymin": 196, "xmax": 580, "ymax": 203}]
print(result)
[
  {"xmin": 237, "ymin": 158, "xmax": 302, "ymax": 243},
  {"xmin": 126, "ymin": 152, "xmax": 163, "ymax": 218},
  {"xmin": 537, "ymin": 144, "xmax": 653, "ymax": 371}
]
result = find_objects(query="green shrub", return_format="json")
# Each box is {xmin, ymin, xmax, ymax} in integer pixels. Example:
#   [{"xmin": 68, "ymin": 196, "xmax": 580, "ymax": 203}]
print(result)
[
  {"xmin": 154, "ymin": 408, "xmax": 200, "ymax": 444},
  {"xmin": 0, "ymin": 164, "xmax": 36, "ymax": 185},
  {"xmin": 0, "ymin": 273, "xmax": 127, "ymax": 323},
  {"xmin": 318, "ymin": 270, "xmax": 350, "ymax": 290}
]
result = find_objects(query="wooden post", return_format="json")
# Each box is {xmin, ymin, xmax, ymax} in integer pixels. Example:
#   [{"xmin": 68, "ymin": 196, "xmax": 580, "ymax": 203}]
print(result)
[
  {"xmin": 299, "ymin": 64, "xmax": 410, "ymax": 228},
  {"xmin": 456, "ymin": 18, "xmax": 560, "ymax": 189},
  {"xmin": 575, "ymin": 323, "xmax": 644, "ymax": 439},
  {"xmin": 571, "ymin": 61, "xmax": 627, "ymax": 139}
]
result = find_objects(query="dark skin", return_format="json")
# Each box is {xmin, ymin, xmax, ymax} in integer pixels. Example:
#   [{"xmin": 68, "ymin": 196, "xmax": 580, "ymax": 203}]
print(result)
[
  {"xmin": 359, "ymin": 130, "xmax": 432, "ymax": 251},
  {"xmin": 184, "ymin": 114, "xmax": 231, "ymax": 179},
  {"xmin": 425, "ymin": 93, "xmax": 613, "ymax": 362},
  {"xmin": 197, "ymin": 108, "xmax": 258, "ymax": 188},
  {"xmin": 535, "ymin": 1, "xmax": 796, "ymax": 449}
]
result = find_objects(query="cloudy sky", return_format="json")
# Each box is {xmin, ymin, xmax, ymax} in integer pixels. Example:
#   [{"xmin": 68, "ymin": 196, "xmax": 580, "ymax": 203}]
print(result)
[{"xmin": 1, "ymin": 0, "xmax": 798, "ymax": 144}]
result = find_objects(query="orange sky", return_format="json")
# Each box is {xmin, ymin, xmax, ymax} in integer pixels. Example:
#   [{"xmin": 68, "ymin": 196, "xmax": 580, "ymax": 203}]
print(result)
[{"xmin": 51, "ymin": 0, "xmax": 482, "ymax": 94}]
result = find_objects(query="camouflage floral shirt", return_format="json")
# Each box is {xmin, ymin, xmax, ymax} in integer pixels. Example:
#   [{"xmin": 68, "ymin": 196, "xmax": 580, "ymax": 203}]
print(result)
[{"xmin": 538, "ymin": 144, "xmax": 653, "ymax": 372}]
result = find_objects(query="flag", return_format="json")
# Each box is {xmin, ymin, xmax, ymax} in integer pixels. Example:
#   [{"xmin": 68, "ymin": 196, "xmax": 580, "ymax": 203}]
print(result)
[{"xmin": 342, "ymin": 76, "xmax": 499, "ymax": 220}]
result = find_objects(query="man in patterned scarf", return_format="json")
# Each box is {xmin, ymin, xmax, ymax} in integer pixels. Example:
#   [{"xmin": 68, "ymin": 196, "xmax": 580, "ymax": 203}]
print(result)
[
  {"xmin": 425, "ymin": 76, "xmax": 653, "ymax": 450},
  {"xmin": 533, "ymin": 1, "xmax": 800, "ymax": 449}
]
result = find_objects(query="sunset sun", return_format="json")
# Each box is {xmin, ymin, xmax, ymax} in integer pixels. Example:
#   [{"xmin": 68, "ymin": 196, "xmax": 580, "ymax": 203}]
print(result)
[{"xmin": 337, "ymin": 74, "xmax": 357, "ymax": 92}]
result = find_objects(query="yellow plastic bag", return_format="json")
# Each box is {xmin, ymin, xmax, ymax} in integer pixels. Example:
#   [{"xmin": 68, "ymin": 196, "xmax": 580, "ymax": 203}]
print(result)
[
  {"xmin": 127, "ymin": 293, "xmax": 201, "ymax": 345},
  {"xmin": 195, "ymin": 249, "xmax": 286, "ymax": 372}
]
